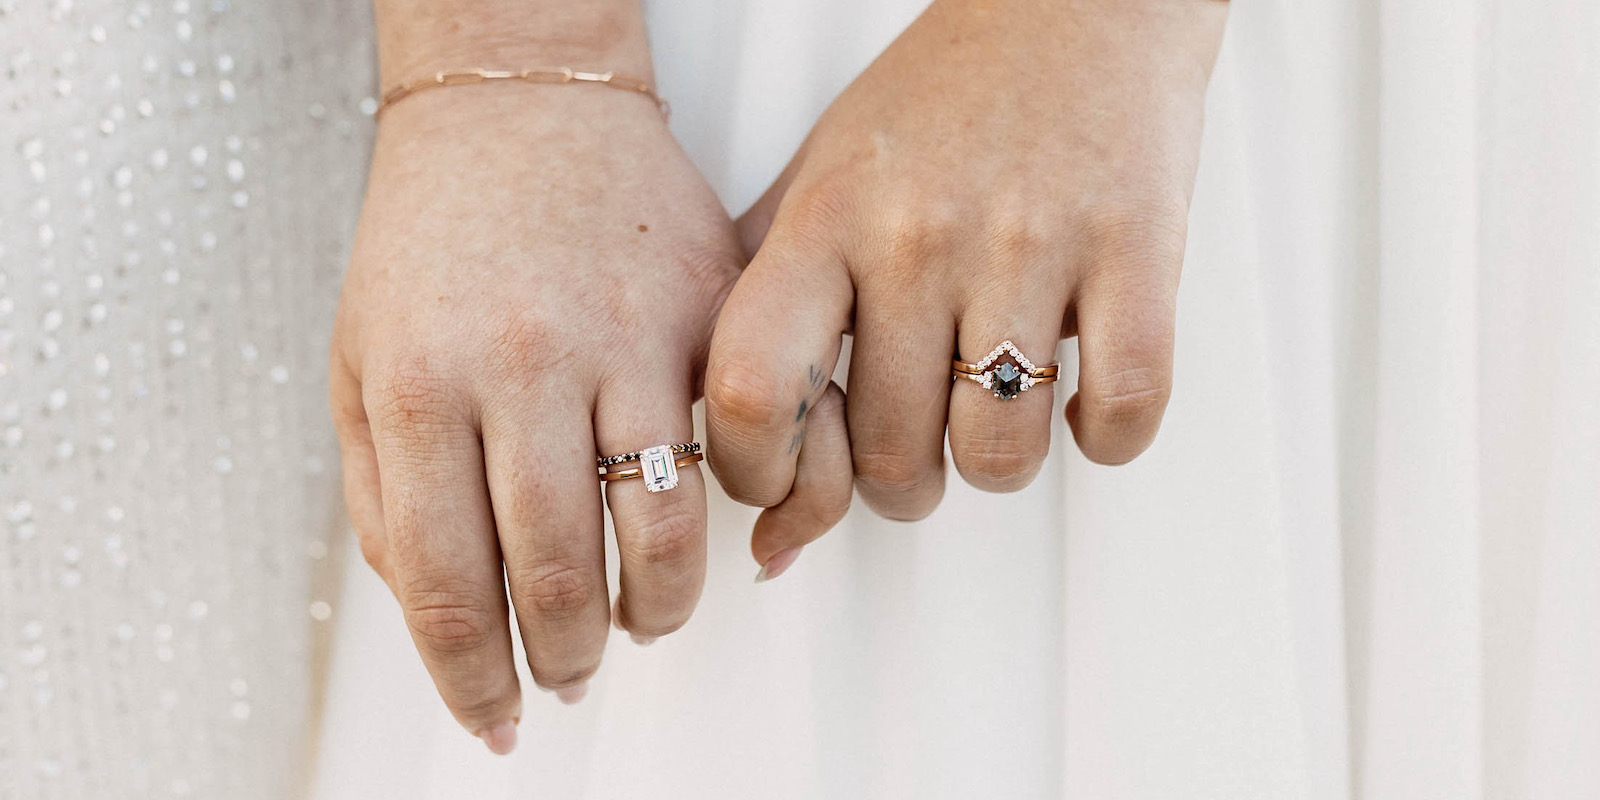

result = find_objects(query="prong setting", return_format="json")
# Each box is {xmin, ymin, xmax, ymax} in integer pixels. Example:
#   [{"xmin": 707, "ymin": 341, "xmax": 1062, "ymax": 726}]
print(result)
[
  {"xmin": 638, "ymin": 445, "xmax": 680, "ymax": 493},
  {"xmin": 974, "ymin": 341, "xmax": 1040, "ymax": 400}
]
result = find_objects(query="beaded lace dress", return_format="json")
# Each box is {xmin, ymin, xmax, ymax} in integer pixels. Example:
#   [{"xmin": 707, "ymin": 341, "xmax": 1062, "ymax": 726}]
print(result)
[{"xmin": 0, "ymin": 2, "xmax": 372, "ymax": 797}]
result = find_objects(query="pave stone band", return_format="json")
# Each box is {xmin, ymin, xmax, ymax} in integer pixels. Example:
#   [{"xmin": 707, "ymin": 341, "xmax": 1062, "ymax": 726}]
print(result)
[
  {"xmin": 952, "ymin": 340, "xmax": 1060, "ymax": 401},
  {"xmin": 596, "ymin": 441, "xmax": 701, "ymax": 469}
]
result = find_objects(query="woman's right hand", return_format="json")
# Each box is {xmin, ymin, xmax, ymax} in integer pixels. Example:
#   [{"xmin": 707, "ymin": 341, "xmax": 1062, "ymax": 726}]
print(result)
[{"xmin": 329, "ymin": 70, "xmax": 740, "ymax": 752}]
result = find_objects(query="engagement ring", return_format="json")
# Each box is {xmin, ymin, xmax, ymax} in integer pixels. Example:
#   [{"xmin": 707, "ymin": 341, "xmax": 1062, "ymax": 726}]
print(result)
[
  {"xmin": 952, "ymin": 340, "xmax": 1059, "ymax": 401},
  {"xmin": 597, "ymin": 442, "xmax": 703, "ymax": 492}
]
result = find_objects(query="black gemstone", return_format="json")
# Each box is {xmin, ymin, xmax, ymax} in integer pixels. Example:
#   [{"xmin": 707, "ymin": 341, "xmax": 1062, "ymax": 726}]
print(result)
[{"xmin": 991, "ymin": 362, "xmax": 1023, "ymax": 400}]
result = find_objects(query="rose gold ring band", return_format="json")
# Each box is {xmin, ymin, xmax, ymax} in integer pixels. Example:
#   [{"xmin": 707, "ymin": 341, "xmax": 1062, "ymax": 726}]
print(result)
[{"xmin": 598, "ymin": 452, "xmax": 704, "ymax": 484}]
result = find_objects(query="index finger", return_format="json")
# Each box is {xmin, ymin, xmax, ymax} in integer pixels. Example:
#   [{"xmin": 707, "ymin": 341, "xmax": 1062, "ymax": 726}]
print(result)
[{"xmin": 704, "ymin": 226, "xmax": 854, "ymax": 508}]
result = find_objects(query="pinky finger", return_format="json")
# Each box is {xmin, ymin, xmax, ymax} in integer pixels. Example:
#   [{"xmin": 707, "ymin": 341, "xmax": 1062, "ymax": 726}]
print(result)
[
  {"xmin": 752, "ymin": 382, "xmax": 852, "ymax": 582},
  {"xmin": 330, "ymin": 354, "xmax": 392, "ymax": 589}
]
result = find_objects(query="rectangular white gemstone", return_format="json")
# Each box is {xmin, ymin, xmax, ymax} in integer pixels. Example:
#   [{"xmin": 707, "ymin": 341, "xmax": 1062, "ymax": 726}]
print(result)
[{"xmin": 639, "ymin": 445, "xmax": 679, "ymax": 493}]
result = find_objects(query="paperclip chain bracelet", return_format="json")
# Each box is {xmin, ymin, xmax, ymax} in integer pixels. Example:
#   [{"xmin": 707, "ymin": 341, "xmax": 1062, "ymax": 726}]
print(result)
[{"xmin": 375, "ymin": 68, "xmax": 669, "ymax": 119}]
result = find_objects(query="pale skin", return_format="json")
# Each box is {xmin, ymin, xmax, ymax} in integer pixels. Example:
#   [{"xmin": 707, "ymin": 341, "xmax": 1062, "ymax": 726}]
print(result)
[
  {"xmin": 708, "ymin": 0, "xmax": 1229, "ymax": 577},
  {"xmin": 330, "ymin": 0, "xmax": 741, "ymax": 754},
  {"xmin": 331, "ymin": 0, "xmax": 1226, "ymax": 755}
]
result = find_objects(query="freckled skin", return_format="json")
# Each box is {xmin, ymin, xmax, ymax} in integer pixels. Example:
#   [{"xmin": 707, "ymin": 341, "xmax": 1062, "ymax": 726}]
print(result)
[{"xmin": 330, "ymin": 0, "xmax": 743, "ymax": 748}]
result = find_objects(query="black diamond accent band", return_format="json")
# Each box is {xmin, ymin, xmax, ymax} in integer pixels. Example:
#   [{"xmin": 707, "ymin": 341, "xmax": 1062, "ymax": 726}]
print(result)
[{"xmin": 596, "ymin": 441, "xmax": 701, "ymax": 469}]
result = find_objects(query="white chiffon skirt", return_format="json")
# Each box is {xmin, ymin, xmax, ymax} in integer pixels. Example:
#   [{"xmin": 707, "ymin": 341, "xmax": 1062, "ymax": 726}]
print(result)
[{"xmin": 311, "ymin": 1, "xmax": 1600, "ymax": 798}]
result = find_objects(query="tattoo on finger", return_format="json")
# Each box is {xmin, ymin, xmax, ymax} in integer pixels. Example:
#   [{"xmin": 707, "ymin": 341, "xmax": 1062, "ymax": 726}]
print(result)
[{"xmin": 787, "ymin": 363, "xmax": 830, "ymax": 453}]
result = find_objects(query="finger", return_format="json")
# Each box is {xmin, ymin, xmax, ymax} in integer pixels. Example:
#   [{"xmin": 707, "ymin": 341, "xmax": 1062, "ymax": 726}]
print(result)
[
  {"xmin": 366, "ymin": 359, "xmax": 520, "ymax": 750},
  {"xmin": 705, "ymin": 222, "xmax": 854, "ymax": 509},
  {"xmin": 481, "ymin": 391, "xmax": 608, "ymax": 697},
  {"xmin": 947, "ymin": 286, "xmax": 1066, "ymax": 492},
  {"xmin": 596, "ymin": 366, "xmax": 706, "ymax": 640},
  {"xmin": 751, "ymin": 381, "xmax": 851, "ymax": 582},
  {"xmin": 330, "ymin": 349, "xmax": 392, "ymax": 589},
  {"xmin": 1066, "ymin": 216, "xmax": 1185, "ymax": 465},
  {"xmin": 846, "ymin": 289, "xmax": 953, "ymax": 521}
]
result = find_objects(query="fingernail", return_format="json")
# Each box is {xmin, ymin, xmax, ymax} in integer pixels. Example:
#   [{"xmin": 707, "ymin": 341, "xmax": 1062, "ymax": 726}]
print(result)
[
  {"xmin": 629, "ymin": 633, "xmax": 657, "ymax": 646},
  {"xmin": 755, "ymin": 546, "xmax": 803, "ymax": 583},
  {"xmin": 475, "ymin": 721, "xmax": 518, "ymax": 755},
  {"xmin": 555, "ymin": 682, "xmax": 589, "ymax": 705}
]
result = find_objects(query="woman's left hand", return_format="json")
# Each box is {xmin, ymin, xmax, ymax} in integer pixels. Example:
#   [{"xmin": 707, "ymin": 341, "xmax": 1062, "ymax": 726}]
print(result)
[{"xmin": 705, "ymin": 0, "xmax": 1229, "ymax": 576}]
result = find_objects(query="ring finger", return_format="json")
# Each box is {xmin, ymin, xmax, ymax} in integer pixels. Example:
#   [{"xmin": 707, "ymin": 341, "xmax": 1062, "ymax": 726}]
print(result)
[
  {"xmin": 947, "ymin": 289, "xmax": 1065, "ymax": 492},
  {"xmin": 595, "ymin": 365, "xmax": 707, "ymax": 642}
]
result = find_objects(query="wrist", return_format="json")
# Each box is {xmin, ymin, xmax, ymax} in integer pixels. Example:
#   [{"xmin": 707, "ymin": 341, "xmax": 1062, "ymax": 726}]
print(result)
[
  {"xmin": 924, "ymin": 0, "xmax": 1226, "ymax": 88},
  {"xmin": 368, "ymin": 82, "xmax": 673, "ymax": 178},
  {"xmin": 373, "ymin": 1, "xmax": 655, "ymax": 88}
]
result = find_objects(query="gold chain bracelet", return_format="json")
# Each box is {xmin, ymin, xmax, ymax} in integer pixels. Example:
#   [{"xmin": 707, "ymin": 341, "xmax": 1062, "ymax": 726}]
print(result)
[{"xmin": 375, "ymin": 68, "xmax": 668, "ymax": 119}]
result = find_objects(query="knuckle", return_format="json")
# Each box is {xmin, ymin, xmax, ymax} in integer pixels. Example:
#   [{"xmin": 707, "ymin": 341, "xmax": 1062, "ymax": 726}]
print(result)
[
  {"xmin": 482, "ymin": 308, "xmax": 563, "ymax": 376},
  {"xmin": 958, "ymin": 438, "xmax": 1046, "ymax": 488},
  {"xmin": 356, "ymin": 528, "xmax": 389, "ymax": 574},
  {"xmin": 915, "ymin": 197, "xmax": 965, "ymax": 238},
  {"xmin": 984, "ymin": 209, "xmax": 1050, "ymax": 260},
  {"xmin": 1078, "ymin": 198, "xmax": 1189, "ymax": 274},
  {"xmin": 706, "ymin": 362, "xmax": 789, "ymax": 433},
  {"xmin": 787, "ymin": 174, "xmax": 844, "ymax": 211},
  {"xmin": 781, "ymin": 179, "xmax": 855, "ymax": 235},
  {"xmin": 511, "ymin": 561, "xmax": 599, "ymax": 621},
  {"xmin": 852, "ymin": 445, "xmax": 936, "ymax": 496},
  {"xmin": 879, "ymin": 203, "xmax": 961, "ymax": 278},
  {"xmin": 628, "ymin": 615, "xmax": 690, "ymax": 639},
  {"xmin": 617, "ymin": 591, "xmax": 695, "ymax": 638},
  {"xmin": 446, "ymin": 690, "xmax": 512, "ymax": 723},
  {"xmin": 402, "ymin": 590, "xmax": 498, "ymax": 656},
  {"xmin": 760, "ymin": 183, "xmax": 853, "ymax": 265},
  {"xmin": 714, "ymin": 473, "xmax": 788, "ymax": 511},
  {"xmin": 620, "ymin": 504, "xmax": 703, "ymax": 567},
  {"xmin": 1089, "ymin": 367, "xmax": 1172, "ymax": 424},
  {"xmin": 367, "ymin": 354, "xmax": 462, "ymax": 431},
  {"xmin": 530, "ymin": 663, "xmax": 598, "ymax": 691}
]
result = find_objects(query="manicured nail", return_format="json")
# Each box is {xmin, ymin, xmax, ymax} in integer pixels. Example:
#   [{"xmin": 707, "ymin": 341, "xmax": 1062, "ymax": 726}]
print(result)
[
  {"xmin": 629, "ymin": 633, "xmax": 657, "ymax": 646},
  {"xmin": 476, "ymin": 721, "xmax": 518, "ymax": 755},
  {"xmin": 555, "ymin": 682, "xmax": 589, "ymax": 705},
  {"xmin": 755, "ymin": 547, "xmax": 803, "ymax": 583}
]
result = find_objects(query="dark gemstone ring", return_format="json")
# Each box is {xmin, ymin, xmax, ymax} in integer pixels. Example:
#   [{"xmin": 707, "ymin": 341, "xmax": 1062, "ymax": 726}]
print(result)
[{"xmin": 951, "ymin": 340, "xmax": 1059, "ymax": 401}]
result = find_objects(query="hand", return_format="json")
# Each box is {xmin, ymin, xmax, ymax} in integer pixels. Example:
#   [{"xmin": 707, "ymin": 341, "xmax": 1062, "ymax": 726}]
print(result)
[
  {"xmin": 706, "ymin": 0, "xmax": 1229, "ymax": 575},
  {"xmin": 329, "ymin": 83, "xmax": 740, "ymax": 749}
]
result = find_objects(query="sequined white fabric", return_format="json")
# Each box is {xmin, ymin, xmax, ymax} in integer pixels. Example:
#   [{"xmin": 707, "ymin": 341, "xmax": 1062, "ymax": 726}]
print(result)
[{"xmin": 0, "ymin": 2, "xmax": 372, "ymax": 797}]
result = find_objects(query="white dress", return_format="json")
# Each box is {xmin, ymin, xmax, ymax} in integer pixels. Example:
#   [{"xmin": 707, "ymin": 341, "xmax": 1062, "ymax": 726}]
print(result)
[
  {"xmin": 315, "ymin": 0, "xmax": 1600, "ymax": 797},
  {"xmin": 4, "ymin": 1, "xmax": 1597, "ymax": 799}
]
